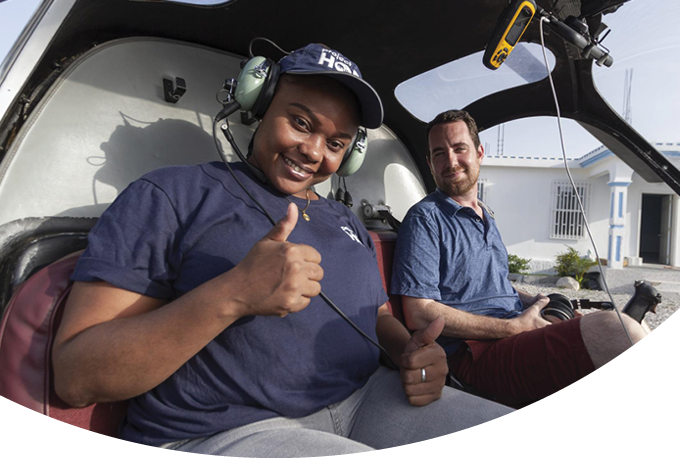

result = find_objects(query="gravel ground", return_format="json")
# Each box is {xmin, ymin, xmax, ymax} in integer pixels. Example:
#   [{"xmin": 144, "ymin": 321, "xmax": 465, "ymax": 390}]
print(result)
[{"xmin": 511, "ymin": 281, "xmax": 679, "ymax": 330}]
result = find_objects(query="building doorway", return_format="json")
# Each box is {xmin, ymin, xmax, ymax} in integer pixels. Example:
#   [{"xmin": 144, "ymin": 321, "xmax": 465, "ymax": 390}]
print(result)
[{"xmin": 639, "ymin": 194, "xmax": 673, "ymax": 264}]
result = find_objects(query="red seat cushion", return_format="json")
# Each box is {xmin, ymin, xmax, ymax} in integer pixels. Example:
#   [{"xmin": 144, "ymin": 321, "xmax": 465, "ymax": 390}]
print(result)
[
  {"xmin": 369, "ymin": 231, "xmax": 404, "ymax": 324},
  {"xmin": 0, "ymin": 252, "xmax": 127, "ymax": 437}
]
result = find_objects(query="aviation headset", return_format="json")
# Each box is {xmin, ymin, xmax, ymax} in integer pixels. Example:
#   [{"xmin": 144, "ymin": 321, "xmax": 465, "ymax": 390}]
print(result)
[
  {"xmin": 230, "ymin": 43, "xmax": 370, "ymax": 177},
  {"xmin": 541, "ymin": 293, "xmax": 576, "ymax": 322}
]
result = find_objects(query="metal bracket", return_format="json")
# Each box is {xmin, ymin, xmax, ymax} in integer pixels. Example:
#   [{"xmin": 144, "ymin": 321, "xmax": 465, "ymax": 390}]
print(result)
[{"xmin": 163, "ymin": 77, "xmax": 186, "ymax": 103}]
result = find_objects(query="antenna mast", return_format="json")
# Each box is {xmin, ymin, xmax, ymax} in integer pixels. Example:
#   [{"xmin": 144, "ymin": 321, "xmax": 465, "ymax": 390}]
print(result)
[
  {"xmin": 497, "ymin": 123, "xmax": 505, "ymax": 156},
  {"xmin": 623, "ymin": 68, "xmax": 633, "ymax": 124}
]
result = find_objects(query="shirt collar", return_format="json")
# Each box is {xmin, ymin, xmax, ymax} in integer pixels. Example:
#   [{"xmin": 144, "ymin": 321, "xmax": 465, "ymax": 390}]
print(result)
[
  {"xmin": 433, "ymin": 188, "xmax": 466, "ymax": 216},
  {"xmin": 434, "ymin": 188, "xmax": 495, "ymax": 220}
]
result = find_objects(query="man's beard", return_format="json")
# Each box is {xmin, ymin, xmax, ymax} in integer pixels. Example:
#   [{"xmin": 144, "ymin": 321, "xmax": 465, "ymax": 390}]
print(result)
[{"xmin": 437, "ymin": 166, "xmax": 479, "ymax": 197}]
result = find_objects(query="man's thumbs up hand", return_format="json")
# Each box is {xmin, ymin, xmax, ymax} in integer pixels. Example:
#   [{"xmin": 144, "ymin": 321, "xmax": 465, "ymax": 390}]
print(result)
[{"xmin": 399, "ymin": 317, "xmax": 449, "ymax": 407}]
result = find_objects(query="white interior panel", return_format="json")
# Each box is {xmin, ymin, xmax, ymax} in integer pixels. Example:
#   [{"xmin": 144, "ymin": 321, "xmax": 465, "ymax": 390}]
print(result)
[{"xmin": 0, "ymin": 37, "xmax": 426, "ymax": 229}]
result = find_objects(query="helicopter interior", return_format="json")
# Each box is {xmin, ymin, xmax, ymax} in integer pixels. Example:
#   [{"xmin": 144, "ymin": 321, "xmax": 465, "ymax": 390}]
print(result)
[{"xmin": 0, "ymin": 0, "xmax": 678, "ymax": 437}]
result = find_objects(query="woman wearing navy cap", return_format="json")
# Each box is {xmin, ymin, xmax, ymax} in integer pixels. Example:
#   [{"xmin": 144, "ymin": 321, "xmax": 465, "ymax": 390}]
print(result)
[{"xmin": 52, "ymin": 43, "xmax": 511, "ymax": 456}]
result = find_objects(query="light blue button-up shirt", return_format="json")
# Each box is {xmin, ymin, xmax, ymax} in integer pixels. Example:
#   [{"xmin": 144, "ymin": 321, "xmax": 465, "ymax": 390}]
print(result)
[{"xmin": 391, "ymin": 188, "xmax": 523, "ymax": 353}]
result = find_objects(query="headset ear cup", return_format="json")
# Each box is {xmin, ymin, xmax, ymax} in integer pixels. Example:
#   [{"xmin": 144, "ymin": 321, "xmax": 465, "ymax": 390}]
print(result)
[
  {"xmin": 251, "ymin": 61, "xmax": 280, "ymax": 119},
  {"xmin": 336, "ymin": 127, "xmax": 368, "ymax": 177},
  {"xmin": 234, "ymin": 56, "xmax": 280, "ymax": 117},
  {"xmin": 543, "ymin": 293, "xmax": 575, "ymax": 321}
]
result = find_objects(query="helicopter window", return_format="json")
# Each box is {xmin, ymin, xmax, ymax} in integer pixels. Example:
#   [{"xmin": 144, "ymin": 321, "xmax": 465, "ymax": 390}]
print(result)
[
  {"xmin": 144, "ymin": 0, "xmax": 234, "ymax": 5},
  {"xmin": 395, "ymin": 43, "xmax": 555, "ymax": 123},
  {"xmin": 477, "ymin": 1, "xmax": 679, "ymax": 167},
  {"xmin": 0, "ymin": 0, "xmax": 42, "ymax": 70},
  {"xmin": 478, "ymin": 117, "xmax": 601, "ymax": 161},
  {"xmin": 592, "ymin": 1, "xmax": 678, "ymax": 147}
]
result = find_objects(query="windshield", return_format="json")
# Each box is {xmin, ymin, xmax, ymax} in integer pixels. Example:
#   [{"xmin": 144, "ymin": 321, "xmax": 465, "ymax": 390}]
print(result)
[
  {"xmin": 151, "ymin": 0, "xmax": 233, "ymax": 4},
  {"xmin": 395, "ymin": 43, "xmax": 556, "ymax": 123},
  {"xmin": 479, "ymin": 1, "xmax": 679, "ymax": 160},
  {"xmin": 396, "ymin": 2, "xmax": 679, "ymax": 160}
]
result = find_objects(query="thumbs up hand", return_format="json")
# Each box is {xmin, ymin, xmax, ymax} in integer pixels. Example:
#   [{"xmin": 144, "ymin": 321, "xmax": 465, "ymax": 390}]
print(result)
[
  {"xmin": 228, "ymin": 203, "xmax": 323, "ymax": 318},
  {"xmin": 399, "ymin": 317, "xmax": 449, "ymax": 406}
]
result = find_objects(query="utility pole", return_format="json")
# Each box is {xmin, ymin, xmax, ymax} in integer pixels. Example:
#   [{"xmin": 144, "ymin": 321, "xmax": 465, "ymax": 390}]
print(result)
[{"xmin": 623, "ymin": 68, "xmax": 633, "ymax": 124}]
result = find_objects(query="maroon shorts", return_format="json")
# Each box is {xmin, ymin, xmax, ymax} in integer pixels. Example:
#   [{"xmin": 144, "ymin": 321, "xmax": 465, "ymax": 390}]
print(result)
[{"xmin": 447, "ymin": 317, "xmax": 596, "ymax": 408}]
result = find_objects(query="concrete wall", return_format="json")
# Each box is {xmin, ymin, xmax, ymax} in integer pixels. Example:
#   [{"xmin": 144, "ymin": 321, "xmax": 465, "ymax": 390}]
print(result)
[{"xmin": 479, "ymin": 156, "xmax": 680, "ymax": 272}]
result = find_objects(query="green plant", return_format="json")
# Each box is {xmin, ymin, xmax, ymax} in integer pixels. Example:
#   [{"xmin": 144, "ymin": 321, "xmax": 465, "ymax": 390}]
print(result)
[
  {"xmin": 508, "ymin": 254, "xmax": 531, "ymax": 274},
  {"xmin": 554, "ymin": 246, "xmax": 594, "ymax": 284}
]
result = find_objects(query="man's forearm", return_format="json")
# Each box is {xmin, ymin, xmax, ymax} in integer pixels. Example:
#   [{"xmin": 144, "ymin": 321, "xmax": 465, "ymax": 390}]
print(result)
[{"xmin": 402, "ymin": 296, "xmax": 521, "ymax": 340}]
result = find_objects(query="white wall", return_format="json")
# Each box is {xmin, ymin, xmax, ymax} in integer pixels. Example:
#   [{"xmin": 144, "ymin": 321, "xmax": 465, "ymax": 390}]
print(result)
[
  {"xmin": 481, "ymin": 164, "xmax": 618, "ymax": 272},
  {"xmin": 480, "ymin": 154, "xmax": 680, "ymax": 271}
]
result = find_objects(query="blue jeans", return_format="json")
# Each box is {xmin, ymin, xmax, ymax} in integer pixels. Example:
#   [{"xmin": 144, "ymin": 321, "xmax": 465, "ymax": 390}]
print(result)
[{"xmin": 162, "ymin": 366, "xmax": 512, "ymax": 457}]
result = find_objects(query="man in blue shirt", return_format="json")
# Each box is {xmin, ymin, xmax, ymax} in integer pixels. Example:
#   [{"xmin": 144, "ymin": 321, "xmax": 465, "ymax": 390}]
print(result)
[{"xmin": 391, "ymin": 109, "xmax": 647, "ymax": 408}]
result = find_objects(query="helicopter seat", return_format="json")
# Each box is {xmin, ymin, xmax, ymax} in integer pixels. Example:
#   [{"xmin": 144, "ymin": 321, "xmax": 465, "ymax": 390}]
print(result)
[
  {"xmin": 0, "ymin": 229, "xmax": 404, "ymax": 438},
  {"xmin": 369, "ymin": 230, "xmax": 404, "ymax": 324},
  {"xmin": 0, "ymin": 251, "xmax": 128, "ymax": 437}
]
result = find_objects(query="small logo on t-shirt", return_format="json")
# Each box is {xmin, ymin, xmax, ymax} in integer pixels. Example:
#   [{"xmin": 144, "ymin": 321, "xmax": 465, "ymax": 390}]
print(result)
[{"xmin": 341, "ymin": 226, "xmax": 363, "ymax": 245}]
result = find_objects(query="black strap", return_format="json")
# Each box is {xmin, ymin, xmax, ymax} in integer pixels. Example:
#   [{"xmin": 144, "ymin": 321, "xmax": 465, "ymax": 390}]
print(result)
[{"xmin": 377, "ymin": 210, "xmax": 401, "ymax": 232}]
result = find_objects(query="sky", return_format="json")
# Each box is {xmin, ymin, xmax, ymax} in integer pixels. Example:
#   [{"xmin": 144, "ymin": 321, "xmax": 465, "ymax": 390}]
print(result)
[
  {"xmin": 1, "ymin": 0, "xmax": 677, "ymax": 160},
  {"xmin": 0, "ymin": 0, "xmax": 42, "ymax": 65}
]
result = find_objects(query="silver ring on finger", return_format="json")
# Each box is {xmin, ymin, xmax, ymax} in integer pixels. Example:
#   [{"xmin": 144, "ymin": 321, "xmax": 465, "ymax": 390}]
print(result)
[{"xmin": 421, "ymin": 367, "xmax": 427, "ymax": 383}]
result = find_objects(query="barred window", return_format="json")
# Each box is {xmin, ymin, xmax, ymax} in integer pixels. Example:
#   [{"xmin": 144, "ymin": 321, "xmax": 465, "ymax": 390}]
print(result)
[
  {"xmin": 477, "ymin": 178, "xmax": 487, "ymax": 203},
  {"xmin": 551, "ymin": 181, "xmax": 591, "ymax": 239}
]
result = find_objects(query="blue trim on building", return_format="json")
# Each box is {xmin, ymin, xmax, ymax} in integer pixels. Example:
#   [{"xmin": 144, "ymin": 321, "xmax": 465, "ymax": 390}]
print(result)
[
  {"xmin": 580, "ymin": 149, "xmax": 613, "ymax": 167},
  {"xmin": 608, "ymin": 181, "xmax": 632, "ymax": 187},
  {"xmin": 608, "ymin": 234, "xmax": 612, "ymax": 263},
  {"xmin": 616, "ymin": 236, "xmax": 622, "ymax": 262},
  {"xmin": 610, "ymin": 192, "xmax": 614, "ymax": 218},
  {"xmin": 618, "ymin": 192, "xmax": 623, "ymax": 218},
  {"xmin": 609, "ymin": 224, "xmax": 624, "ymax": 229}
]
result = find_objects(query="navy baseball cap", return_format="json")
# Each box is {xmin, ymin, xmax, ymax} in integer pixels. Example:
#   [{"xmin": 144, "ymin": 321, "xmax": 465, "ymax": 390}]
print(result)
[{"xmin": 278, "ymin": 44, "xmax": 384, "ymax": 129}]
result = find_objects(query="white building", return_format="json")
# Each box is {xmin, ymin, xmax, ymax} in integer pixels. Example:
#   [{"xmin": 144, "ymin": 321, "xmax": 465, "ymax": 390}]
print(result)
[{"xmin": 479, "ymin": 143, "xmax": 680, "ymax": 272}]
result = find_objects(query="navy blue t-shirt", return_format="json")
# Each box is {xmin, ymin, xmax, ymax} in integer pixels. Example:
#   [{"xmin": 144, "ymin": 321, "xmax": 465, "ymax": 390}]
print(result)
[{"xmin": 72, "ymin": 161, "xmax": 387, "ymax": 445}]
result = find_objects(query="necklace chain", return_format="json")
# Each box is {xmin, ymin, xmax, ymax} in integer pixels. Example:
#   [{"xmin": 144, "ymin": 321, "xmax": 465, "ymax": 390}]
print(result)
[{"xmin": 285, "ymin": 189, "xmax": 311, "ymax": 221}]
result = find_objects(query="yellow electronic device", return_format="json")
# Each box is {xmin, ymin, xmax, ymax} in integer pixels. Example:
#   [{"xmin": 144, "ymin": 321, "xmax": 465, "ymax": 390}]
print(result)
[{"xmin": 483, "ymin": 0, "xmax": 537, "ymax": 70}]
